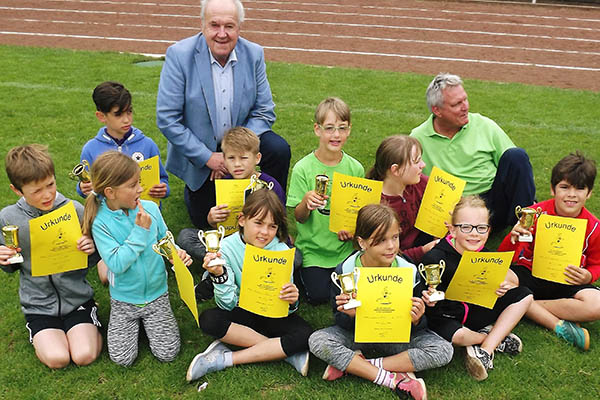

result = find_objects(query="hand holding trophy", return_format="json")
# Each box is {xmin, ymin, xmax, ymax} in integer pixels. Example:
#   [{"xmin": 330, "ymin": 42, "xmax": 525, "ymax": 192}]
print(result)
[
  {"xmin": 331, "ymin": 269, "xmax": 361, "ymax": 310},
  {"xmin": 152, "ymin": 231, "xmax": 178, "ymax": 261},
  {"xmin": 418, "ymin": 260, "xmax": 446, "ymax": 302},
  {"xmin": 68, "ymin": 160, "xmax": 91, "ymax": 183},
  {"xmin": 198, "ymin": 225, "xmax": 226, "ymax": 267},
  {"xmin": 1, "ymin": 225, "xmax": 24, "ymax": 264},
  {"xmin": 314, "ymin": 174, "xmax": 329, "ymax": 210},
  {"xmin": 515, "ymin": 206, "xmax": 543, "ymax": 242}
]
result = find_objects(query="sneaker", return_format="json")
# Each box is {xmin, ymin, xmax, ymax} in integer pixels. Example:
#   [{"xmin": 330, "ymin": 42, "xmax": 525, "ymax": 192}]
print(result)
[
  {"xmin": 465, "ymin": 345, "xmax": 493, "ymax": 381},
  {"xmin": 478, "ymin": 326, "xmax": 523, "ymax": 355},
  {"xmin": 322, "ymin": 350, "xmax": 363, "ymax": 381},
  {"xmin": 392, "ymin": 372, "xmax": 427, "ymax": 400},
  {"xmin": 285, "ymin": 351, "xmax": 309, "ymax": 376},
  {"xmin": 194, "ymin": 276, "xmax": 214, "ymax": 302},
  {"xmin": 186, "ymin": 340, "xmax": 230, "ymax": 382},
  {"xmin": 555, "ymin": 320, "xmax": 590, "ymax": 351}
]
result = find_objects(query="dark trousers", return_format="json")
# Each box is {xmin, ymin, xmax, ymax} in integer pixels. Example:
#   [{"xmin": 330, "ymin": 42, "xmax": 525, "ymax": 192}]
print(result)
[
  {"xmin": 199, "ymin": 306, "xmax": 312, "ymax": 356},
  {"xmin": 480, "ymin": 148, "xmax": 536, "ymax": 233},
  {"xmin": 184, "ymin": 130, "xmax": 290, "ymax": 229}
]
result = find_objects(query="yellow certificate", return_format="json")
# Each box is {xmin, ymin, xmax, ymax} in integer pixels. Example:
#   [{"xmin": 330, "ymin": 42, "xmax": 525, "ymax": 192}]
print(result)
[
  {"xmin": 445, "ymin": 251, "xmax": 513, "ymax": 309},
  {"xmin": 329, "ymin": 172, "xmax": 383, "ymax": 234},
  {"xmin": 215, "ymin": 179, "xmax": 251, "ymax": 236},
  {"xmin": 532, "ymin": 214, "xmax": 587, "ymax": 284},
  {"xmin": 164, "ymin": 241, "xmax": 199, "ymax": 326},
  {"xmin": 239, "ymin": 244, "xmax": 294, "ymax": 318},
  {"xmin": 355, "ymin": 267, "xmax": 413, "ymax": 343},
  {"xmin": 29, "ymin": 202, "xmax": 87, "ymax": 277},
  {"xmin": 415, "ymin": 166, "xmax": 466, "ymax": 238},
  {"xmin": 138, "ymin": 155, "xmax": 160, "ymax": 205}
]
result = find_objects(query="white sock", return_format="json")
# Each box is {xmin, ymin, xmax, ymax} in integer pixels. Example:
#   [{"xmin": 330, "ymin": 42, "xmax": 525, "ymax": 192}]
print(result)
[
  {"xmin": 373, "ymin": 368, "xmax": 397, "ymax": 389},
  {"xmin": 368, "ymin": 357, "xmax": 384, "ymax": 368},
  {"xmin": 223, "ymin": 351, "xmax": 233, "ymax": 368}
]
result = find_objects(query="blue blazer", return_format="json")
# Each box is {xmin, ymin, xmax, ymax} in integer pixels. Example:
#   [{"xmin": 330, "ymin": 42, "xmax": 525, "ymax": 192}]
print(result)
[{"xmin": 156, "ymin": 33, "xmax": 276, "ymax": 191}]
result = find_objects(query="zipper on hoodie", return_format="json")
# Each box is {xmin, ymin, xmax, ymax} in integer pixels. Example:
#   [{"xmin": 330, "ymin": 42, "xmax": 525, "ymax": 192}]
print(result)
[{"xmin": 48, "ymin": 275, "xmax": 61, "ymax": 316}]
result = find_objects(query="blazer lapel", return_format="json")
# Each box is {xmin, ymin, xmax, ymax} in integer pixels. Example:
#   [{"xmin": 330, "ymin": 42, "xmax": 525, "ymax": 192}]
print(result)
[{"xmin": 195, "ymin": 35, "xmax": 218, "ymax": 136}]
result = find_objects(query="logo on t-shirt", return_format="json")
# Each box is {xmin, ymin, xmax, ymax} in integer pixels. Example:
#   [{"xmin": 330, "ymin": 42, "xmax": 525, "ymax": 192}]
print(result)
[{"xmin": 131, "ymin": 152, "xmax": 145, "ymax": 162}]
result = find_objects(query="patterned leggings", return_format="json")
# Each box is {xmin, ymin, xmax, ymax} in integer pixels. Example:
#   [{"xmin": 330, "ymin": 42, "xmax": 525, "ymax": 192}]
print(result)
[{"xmin": 108, "ymin": 293, "xmax": 180, "ymax": 367}]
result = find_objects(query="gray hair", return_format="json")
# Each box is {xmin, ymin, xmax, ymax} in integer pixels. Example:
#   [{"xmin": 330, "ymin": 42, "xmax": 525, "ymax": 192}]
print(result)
[
  {"xmin": 201, "ymin": 0, "xmax": 245, "ymax": 25},
  {"xmin": 426, "ymin": 73, "xmax": 463, "ymax": 113}
]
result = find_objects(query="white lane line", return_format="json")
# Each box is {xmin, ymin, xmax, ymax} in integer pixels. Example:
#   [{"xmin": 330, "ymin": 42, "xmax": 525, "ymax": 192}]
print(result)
[{"xmin": 2, "ymin": 30, "xmax": 597, "ymax": 71}]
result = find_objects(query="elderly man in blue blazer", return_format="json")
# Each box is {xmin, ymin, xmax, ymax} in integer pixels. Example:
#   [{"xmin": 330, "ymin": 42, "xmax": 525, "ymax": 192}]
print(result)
[{"xmin": 157, "ymin": 0, "xmax": 290, "ymax": 229}]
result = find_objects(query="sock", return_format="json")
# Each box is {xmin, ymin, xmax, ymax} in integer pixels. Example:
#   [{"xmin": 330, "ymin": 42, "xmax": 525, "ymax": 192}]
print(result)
[
  {"xmin": 368, "ymin": 357, "xmax": 384, "ymax": 368},
  {"xmin": 223, "ymin": 351, "xmax": 233, "ymax": 368},
  {"xmin": 373, "ymin": 368, "xmax": 397, "ymax": 389}
]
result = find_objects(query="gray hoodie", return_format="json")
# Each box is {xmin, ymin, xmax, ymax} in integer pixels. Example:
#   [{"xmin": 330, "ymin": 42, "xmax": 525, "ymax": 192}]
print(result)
[{"xmin": 0, "ymin": 192, "xmax": 98, "ymax": 316}]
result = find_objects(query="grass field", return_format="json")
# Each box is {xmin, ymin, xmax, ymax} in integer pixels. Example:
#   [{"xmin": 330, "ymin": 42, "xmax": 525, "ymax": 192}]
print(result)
[{"xmin": 0, "ymin": 44, "xmax": 599, "ymax": 399}]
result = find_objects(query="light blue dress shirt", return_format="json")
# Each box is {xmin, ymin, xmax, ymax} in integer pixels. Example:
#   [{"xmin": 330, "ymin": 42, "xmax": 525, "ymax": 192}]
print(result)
[{"xmin": 210, "ymin": 49, "xmax": 237, "ymax": 143}]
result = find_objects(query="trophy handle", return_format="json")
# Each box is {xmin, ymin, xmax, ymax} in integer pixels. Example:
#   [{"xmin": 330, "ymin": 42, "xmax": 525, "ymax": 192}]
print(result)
[
  {"xmin": 197, "ymin": 230, "xmax": 207, "ymax": 248},
  {"xmin": 330, "ymin": 272, "xmax": 342, "ymax": 292},
  {"xmin": 152, "ymin": 243, "xmax": 168, "ymax": 258},
  {"xmin": 438, "ymin": 260, "xmax": 446, "ymax": 278},
  {"xmin": 82, "ymin": 159, "xmax": 90, "ymax": 170},
  {"xmin": 515, "ymin": 205, "xmax": 522, "ymax": 220},
  {"xmin": 165, "ymin": 231, "xmax": 174, "ymax": 244},
  {"xmin": 535, "ymin": 207, "xmax": 543, "ymax": 216},
  {"xmin": 266, "ymin": 181, "xmax": 274, "ymax": 190},
  {"xmin": 353, "ymin": 268, "xmax": 360, "ymax": 292},
  {"xmin": 417, "ymin": 263, "xmax": 427, "ymax": 281},
  {"xmin": 217, "ymin": 225, "xmax": 226, "ymax": 241}
]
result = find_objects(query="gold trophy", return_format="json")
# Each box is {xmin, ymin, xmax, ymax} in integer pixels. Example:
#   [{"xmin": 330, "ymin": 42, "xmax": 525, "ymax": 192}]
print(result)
[
  {"xmin": 68, "ymin": 160, "xmax": 91, "ymax": 183},
  {"xmin": 331, "ymin": 269, "xmax": 361, "ymax": 310},
  {"xmin": 244, "ymin": 174, "xmax": 274, "ymax": 200},
  {"xmin": 418, "ymin": 260, "xmax": 446, "ymax": 302},
  {"xmin": 198, "ymin": 225, "xmax": 226, "ymax": 267},
  {"xmin": 315, "ymin": 174, "xmax": 329, "ymax": 210},
  {"xmin": 1, "ymin": 225, "xmax": 24, "ymax": 264},
  {"xmin": 152, "ymin": 231, "xmax": 177, "ymax": 260},
  {"xmin": 515, "ymin": 206, "xmax": 543, "ymax": 242}
]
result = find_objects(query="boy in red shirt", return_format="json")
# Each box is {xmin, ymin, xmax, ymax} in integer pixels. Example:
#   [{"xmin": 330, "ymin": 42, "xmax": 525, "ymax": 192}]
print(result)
[{"xmin": 499, "ymin": 152, "xmax": 600, "ymax": 350}]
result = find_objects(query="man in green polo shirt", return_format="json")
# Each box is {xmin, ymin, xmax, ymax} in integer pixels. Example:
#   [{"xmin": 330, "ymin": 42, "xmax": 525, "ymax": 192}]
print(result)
[{"xmin": 410, "ymin": 73, "xmax": 535, "ymax": 232}]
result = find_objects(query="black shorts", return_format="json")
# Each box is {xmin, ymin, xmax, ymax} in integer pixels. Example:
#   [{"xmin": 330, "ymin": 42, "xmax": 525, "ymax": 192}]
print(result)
[
  {"xmin": 511, "ymin": 264, "xmax": 600, "ymax": 300},
  {"xmin": 24, "ymin": 299, "xmax": 101, "ymax": 343}
]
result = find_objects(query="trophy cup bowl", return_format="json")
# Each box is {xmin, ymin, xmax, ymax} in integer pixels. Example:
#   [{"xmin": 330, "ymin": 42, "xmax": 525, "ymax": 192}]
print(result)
[
  {"xmin": 314, "ymin": 174, "xmax": 329, "ymax": 210},
  {"xmin": 2, "ymin": 225, "xmax": 24, "ymax": 264},
  {"xmin": 198, "ymin": 225, "xmax": 226, "ymax": 267},
  {"xmin": 515, "ymin": 206, "xmax": 543, "ymax": 242},
  {"xmin": 331, "ymin": 270, "xmax": 362, "ymax": 310},
  {"xmin": 152, "ymin": 231, "xmax": 176, "ymax": 260},
  {"xmin": 418, "ymin": 260, "xmax": 446, "ymax": 302},
  {"xmin": 68, "ymin": 160, "xmax": 91, "ymax": 183}
]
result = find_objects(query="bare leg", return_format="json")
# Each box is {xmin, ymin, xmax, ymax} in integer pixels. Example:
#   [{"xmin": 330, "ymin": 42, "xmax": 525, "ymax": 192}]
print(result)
[
  {"xmin": 97, "ymin": 259, "xmax": 108, "ymax": 285},
  {"xmin": 481, "ymin": 295, "xmax": 532, "ymax": 354},
  {"xmin": 220, "ymin": 323, "xmax": 286, "ymax": 365},
  {"xmin": 66, "ymin": 323, "xmax": 102, "ymax": 366},
  {"xmin": 535, "ymin": 289, "xmax": 600, "ymax": 323},
  {"xmin": 451, "ymin": 328, "xmax": 487, "ymax": 347},
  {"xmin": 32, "ymin": 329, "xmax": 71, "ymax": 369}
]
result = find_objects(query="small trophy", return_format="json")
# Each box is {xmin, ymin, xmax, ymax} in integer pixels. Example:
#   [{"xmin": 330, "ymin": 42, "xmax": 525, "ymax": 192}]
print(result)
[
  {"xmin": 515, "ymin": 206, "xmax": 543, "ymax": 242},
  {"xmin": 68, "ymin": 160, "xmax": 91, "ymax": 183},
  {"xmin": 198, "ymin": 225, "xmax": 226, "ymax": 267},
  {"xmin": 418, "ymin": 260, "xmax": 446, "ymax": 302},
  {"xmin": 331, "ymin": 269, "xmax": 361, "ymax": 310},
  {"xmin": 244, "ymin": 174, "xmax": 274, "ymax": 200},
  {"xmin": 152, "ymin": 231, "xmax": 177, "ymax": 260},
  {"xmin": 315, "ymin": 174, "xmax": 329, "ymax": 210},
  {"xmin": 1, "ymin": 225, "xmax": 24, "ymax": 264}
]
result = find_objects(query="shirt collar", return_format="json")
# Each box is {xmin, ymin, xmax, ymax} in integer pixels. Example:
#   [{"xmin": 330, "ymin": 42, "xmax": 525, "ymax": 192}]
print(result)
[{"xmin": 209, "ymin": 48, "xmax": 237, "ymax": 68}]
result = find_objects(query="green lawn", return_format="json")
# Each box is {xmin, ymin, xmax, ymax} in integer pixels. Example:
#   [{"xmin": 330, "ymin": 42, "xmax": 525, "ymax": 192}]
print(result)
[{"xmin": 0, "ymin": 45, "xmax": 599, "ymax": 399}]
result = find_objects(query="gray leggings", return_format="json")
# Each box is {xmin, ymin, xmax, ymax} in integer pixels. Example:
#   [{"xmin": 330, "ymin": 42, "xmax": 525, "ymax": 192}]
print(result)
[
  {"xmin": 108, "ymin": 293, "xmax": 180, "ymax": 366},
  {"xmin": 309, "ymin": 325, "xmax": 453, "ymax": 372}
]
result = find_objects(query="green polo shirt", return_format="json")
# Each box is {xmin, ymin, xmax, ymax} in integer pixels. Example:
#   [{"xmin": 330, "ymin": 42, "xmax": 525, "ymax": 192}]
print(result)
[{"xmin": 410, "ymin": 113, "xmax": 514, "ymax": 195}]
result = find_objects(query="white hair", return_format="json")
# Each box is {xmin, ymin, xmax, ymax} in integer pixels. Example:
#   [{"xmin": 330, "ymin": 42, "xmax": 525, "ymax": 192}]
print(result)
[
  {"xmin": 201, "ymin": 0, "xmax": 245, "ymax": 25},
  {"xmin": 426, "ymin": 73, "xmax": 463, "ymax": 113}
]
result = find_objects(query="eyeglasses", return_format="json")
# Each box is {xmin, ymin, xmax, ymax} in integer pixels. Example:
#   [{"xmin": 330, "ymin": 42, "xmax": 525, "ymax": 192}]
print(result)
[
  {"xmin": 319, "ymin": 125, "xmax": 350, "ymax": 134},
  {"xmin": 453, "ymin": 224, "xmax": 490, "ymax": 234}
]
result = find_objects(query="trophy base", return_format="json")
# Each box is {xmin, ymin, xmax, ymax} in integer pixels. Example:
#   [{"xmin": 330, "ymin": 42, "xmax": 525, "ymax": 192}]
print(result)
[
  {"xmin": 428, "ymin": 291, "xmax": 445, "ymax": 302},
  {"xmin": 207, "ymin": 257, "xmax": 226, "ymax": 267},
  {"xmin": 343, "ymin": 299, "xmax": 361, "ymax": 310},
  {"xmin": 7, "ymin": 254, "xmax": 23, "ymax": 264},
  {"xmin": 518, "ymin": 234, "xmax": 533, "ymax": 242}
]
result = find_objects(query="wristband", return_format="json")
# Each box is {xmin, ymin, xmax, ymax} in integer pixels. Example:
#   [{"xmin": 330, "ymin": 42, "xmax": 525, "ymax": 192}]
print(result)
[{"xmin": 210, "ymin": 269, "xmax": 228, "ymax": 284}]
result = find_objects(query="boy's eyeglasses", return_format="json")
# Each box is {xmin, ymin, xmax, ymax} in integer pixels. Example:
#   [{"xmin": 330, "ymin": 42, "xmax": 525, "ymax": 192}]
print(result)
[
  {"xmin": 453, "ymin": 224, "xmax": 490, "ymax": 234},
  {"xmin": 319, "ymin": 125, "xmax": 350, "ymax": 134}
]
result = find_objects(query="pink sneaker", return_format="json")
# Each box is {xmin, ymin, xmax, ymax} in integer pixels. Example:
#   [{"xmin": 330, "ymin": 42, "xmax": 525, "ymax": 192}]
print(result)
[
  {"xmin": 392, "ymin": 373, "xmax": 427, "ymax": 400},
  {"xmin": 321, "ymin": 350, "xmax": 364, "ymax": 381}
]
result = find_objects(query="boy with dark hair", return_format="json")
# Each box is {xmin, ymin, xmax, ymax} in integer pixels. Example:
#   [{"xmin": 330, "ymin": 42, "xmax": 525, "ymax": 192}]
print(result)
[
  {"xmin": 499, "ymin": 151, "xmax": 600, "ymax": 351},
  {"xmin": 0, "ymin": 145, "xmax": 102, "ymax": 369},
  {"xmin": 77, "ymin": 81, "xmax": 169, "ymax": 200}
]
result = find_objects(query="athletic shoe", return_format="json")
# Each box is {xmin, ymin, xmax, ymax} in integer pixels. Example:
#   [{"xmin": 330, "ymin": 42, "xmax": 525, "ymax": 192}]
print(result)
[
  {"xmin": 322, "ymin": 350, "xmax": 363, "ymax": 381},
  {"xmin": 392, "ymin": 372, "xmax": 427, "ymax": 400},
  {"xmin": 285, "ymin": 351, "xmax": 309, "ymax": 376},
  {"xmin": 555, "ymin": 320, "xmax": 590, "ymax": 351},
  {"xmin": 186, "ymin": 340, "xmax": 230, "ymax": 382},
  {"xmin": 478, "ymin": 325, "xmax": 523, "ymax": 355},
  {"xmin": 194, "ymin": 276, "xmax": 214, "ymax": 302},
  {"xmin": 465, "ymin": 345, "xmax": 494, "ymax": 381}
]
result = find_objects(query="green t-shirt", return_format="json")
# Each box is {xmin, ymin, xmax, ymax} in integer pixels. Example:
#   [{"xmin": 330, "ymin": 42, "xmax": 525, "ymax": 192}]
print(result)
[
  {"xmin": 287, "ymin": 152, "xmax": 364, "ymax": 268},
  {"xmin": 410, "ymin": 113, "xmax": 515, "ymax": 195}
]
